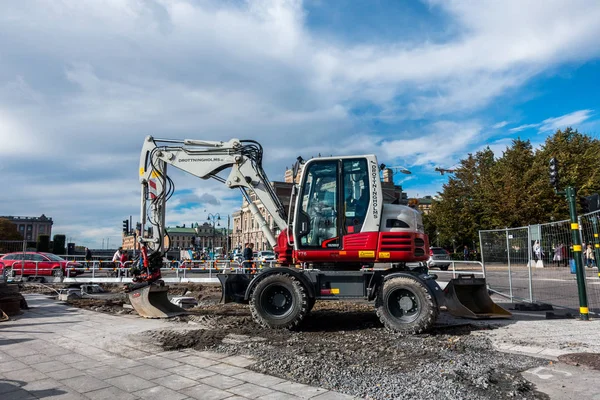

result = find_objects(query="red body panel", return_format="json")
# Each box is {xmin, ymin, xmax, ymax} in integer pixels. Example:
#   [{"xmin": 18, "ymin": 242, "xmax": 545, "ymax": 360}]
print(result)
[{"xmin": 275, "ymin": 231, "xmax": 429, "ymax": 265}]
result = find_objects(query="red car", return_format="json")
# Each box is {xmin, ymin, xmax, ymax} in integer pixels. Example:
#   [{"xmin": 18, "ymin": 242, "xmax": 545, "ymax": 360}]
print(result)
[{"xmin": 0, "ymin": 252, "xmax": 82, "ymax": 280}]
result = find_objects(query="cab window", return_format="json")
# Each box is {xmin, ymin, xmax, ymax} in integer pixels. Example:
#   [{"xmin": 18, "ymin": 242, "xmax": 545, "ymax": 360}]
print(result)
[
  {"xmin": 299, "ymin": 161, "xmax": 338, "ymax": 247},
  {"xmin": 343, "ymin": 159, "xmax": 369, "ymax": 233}
]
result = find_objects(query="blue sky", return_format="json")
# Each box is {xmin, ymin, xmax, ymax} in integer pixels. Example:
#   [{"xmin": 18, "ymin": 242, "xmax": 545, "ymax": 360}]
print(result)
[{"xmin": 1, "ymin": 0, "xmax": 600, "ymax": 248}]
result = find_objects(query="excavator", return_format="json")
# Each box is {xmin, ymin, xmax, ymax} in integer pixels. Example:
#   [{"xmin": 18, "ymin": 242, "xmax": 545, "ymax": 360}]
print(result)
[{"xmin": 127, "ymin": 135, "xmax": 510, "ymax": 333}]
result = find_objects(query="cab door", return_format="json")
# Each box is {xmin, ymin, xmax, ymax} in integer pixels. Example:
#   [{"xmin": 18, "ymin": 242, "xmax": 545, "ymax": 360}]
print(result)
[{"xmin": 294, "ymin": 160, "xmax": 340, "ymax": 251}]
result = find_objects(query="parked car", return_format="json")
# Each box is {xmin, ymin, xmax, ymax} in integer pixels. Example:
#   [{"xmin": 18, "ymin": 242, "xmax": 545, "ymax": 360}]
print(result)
[
  {"xmin": 427, "ymin": 247, "xmax": 451, "ymax": 271},
  {"xmin": 256, "ymin": 250, "xmax": 276, "ymax": 263},
  {"xmin": 0, "ymin": 252, "xmax": 82, "ymax": 280}
]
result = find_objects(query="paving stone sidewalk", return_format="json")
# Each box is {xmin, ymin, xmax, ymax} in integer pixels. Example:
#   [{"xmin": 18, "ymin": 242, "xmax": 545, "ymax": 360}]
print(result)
[{"xmin": 0, "ymin": 294, "xmax": 355, "ymax": 400}]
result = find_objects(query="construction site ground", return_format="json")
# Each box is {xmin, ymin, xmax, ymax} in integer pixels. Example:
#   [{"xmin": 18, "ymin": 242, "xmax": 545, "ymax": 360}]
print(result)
[{"xmin": 13, "ymin": 282, "xmax": 600, "ymax": 399}]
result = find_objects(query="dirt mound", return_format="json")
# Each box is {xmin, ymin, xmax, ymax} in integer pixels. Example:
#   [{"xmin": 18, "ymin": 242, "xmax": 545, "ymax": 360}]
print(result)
[
  {"xmin": 63, "ymin": 283, "xmax": 547, "ymax": 400},
  {"xmin": 68, "ymin": 298, "xmax": 135, "ymax": 315}
]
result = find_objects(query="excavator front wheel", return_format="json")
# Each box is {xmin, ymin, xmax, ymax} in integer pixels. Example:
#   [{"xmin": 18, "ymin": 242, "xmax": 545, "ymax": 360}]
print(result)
[
  {"xmin": 250, "ymin": 273, "xmax": 309, "ymax": 329},
  {"xmin": 376, "ymin": 276, "xmax": 438, "ymax": 334}
]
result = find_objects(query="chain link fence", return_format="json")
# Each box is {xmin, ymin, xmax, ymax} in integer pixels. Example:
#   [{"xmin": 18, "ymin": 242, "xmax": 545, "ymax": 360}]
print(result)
[{"xmin": 480, "ymin": 211, "xmax": 600, "ymax": 314}]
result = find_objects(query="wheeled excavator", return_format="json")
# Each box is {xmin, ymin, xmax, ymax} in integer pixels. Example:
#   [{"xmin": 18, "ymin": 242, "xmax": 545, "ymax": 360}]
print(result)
[{"xmin": 127, "ymin": 135, "xmax": 510, "ymax": 333}]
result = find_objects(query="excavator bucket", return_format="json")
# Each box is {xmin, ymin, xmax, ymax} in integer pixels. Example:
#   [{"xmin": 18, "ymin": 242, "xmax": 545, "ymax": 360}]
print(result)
[
  {"xmin": 442, "ymin": 275, "xmax": 511, "ymax": 319},
  {"xmin": 218, "ymin": 273, "xmax": 252, "ymax": 304},
  {"xmin": 127, "ymin": 284, "xmax": 186, "ymax": 318}
]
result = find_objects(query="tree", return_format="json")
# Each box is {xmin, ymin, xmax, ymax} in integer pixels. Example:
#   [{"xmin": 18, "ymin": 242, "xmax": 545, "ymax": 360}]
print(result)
[
  {"xmin": 0, "ymin": 218, "xmax": 22, "ymax": 240},
  {"xmin": 430, "ymin": 148, "xmax": 496, "ymax": 249},
  {"xmin": 53, "ymin": 234, "xmax": 66, "ymax": 255},
  {"xmin": 428, "ymin": 127, "xmax": 600, "ymax": 246}
]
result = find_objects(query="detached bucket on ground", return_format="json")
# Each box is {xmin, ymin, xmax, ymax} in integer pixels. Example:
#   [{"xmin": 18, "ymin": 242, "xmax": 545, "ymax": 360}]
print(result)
[
  {"xmin": 127, "ymin": 284, "xmax": 186, "ymax": 318},
  {"xmin": 443, "ymin": 275, "xmax": 512, "ymax": 319}
]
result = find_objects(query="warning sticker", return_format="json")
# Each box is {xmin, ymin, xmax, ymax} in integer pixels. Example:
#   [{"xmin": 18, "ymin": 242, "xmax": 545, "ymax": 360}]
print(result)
[
  {"xmin": 379, "ymin": 252, "xmax": 391, "ymax": 258},
  {"xmin": 359, "ymin": 251, "xmax": 375, "ymax": 258}
]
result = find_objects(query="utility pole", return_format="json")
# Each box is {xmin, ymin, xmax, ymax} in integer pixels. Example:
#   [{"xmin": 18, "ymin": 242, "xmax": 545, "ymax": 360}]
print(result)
[{"xmin": 550, "ymin": 157, "xmax": 589, "ymax": 321}]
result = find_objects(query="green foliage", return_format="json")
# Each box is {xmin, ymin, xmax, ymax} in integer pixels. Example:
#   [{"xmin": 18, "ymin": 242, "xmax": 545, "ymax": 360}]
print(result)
[
  {"xmin": 52, "ymin": 234, "xmax": 66, "ymax": 255},
  {"xmin": 428, "ymin": 128, "xmax": 600, "ymax": 248},
  {"xmin": 37, "ymin": 235, "xmax": 50, "ymax": 252},
  {"xmin": 0, "ymin": 218, "xmax": 23, "ymax": 240}
]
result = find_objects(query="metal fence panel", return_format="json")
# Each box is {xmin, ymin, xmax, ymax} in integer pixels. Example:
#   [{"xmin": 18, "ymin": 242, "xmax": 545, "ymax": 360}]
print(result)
[
  {"xmin": 480, "ymin": 213, "xmax": 600, "ymax": 314},
  {"xmin": 577, "ymin": 211, "xmax": 600, "ymax": 313},
  {"xmin": 0, "ymin": 240, "xmax": 26, "ymax": 255},
  {"xmin": 479, "ymin": 228, "xmax": 529, "ymax": 302}
]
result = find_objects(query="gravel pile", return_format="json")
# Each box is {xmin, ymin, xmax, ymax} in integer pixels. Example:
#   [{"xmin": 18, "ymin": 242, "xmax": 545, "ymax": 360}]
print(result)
[{"xmin": 152, "ymin": 299, "xmax": 548, "ymax": 400}]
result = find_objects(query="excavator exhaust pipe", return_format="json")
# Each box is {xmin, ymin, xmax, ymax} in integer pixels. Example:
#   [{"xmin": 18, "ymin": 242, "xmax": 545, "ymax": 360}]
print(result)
[
  {"xmin": 127, "ymin": 284, "xmax": 187, "ymax": 318},
  {"xmin": 442, "ymin": 275, "xmax": 511, "ymax": 319}
]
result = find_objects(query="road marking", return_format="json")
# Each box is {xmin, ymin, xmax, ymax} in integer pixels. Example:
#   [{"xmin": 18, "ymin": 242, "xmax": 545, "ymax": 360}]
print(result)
[{"xmin": 525, "ymin": 366, "xmax": 573, "ymax": 380}]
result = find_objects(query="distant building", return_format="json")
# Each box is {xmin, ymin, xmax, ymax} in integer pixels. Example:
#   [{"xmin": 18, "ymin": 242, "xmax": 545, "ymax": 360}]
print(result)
[
  {"xmin": 381, "ymin": 168, "xmax": 408, "ymax": 205},
  {"xmin": 417, "ymin": 196, "xmax": 434, "ymax": 215},
  {"xmin": 232, "ymin": 181, "xmax": 293, "ymax": 252},
  {"xmin": 121, "ymin": 224, "xmax": 228, "ymax": 253},
  {"xmin": 1, "ymin": 214, "xmax": 53, "ymax": 241},
  {"xmin": 121, "ymin": 234, "xmax": 137, "ymax": 251}
]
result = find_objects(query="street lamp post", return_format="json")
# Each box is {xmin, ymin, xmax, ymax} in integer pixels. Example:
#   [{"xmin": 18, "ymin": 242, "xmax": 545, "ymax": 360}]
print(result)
[{"xmin": 207, "ymin": 213, "xmax": 221, "ymax": 259}]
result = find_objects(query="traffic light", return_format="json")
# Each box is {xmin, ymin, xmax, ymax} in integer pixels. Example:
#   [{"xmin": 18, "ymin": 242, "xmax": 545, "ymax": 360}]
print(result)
[
  {"xmin": 122, "ymin": 220, "xmax": 129, "ymax": 234},
  {"xmin": 549, "ymin": 157, "xmax": 559, "ymax": 189}
]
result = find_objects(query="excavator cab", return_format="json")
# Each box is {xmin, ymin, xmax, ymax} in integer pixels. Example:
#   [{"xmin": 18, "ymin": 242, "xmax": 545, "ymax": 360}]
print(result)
[{"xmin": 292, "ymin": 157, "xmax": 379, "ymax": 258}]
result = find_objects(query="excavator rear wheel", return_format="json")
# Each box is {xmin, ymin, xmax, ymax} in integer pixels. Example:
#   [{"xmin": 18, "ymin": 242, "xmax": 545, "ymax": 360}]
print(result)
[
  {"xmin": 250, "ymin": 273, "xmax": 308, "ymax": 329},
  {"xmin": 375, "ymin": 276, "xmax": 437, "ymax": 334}
]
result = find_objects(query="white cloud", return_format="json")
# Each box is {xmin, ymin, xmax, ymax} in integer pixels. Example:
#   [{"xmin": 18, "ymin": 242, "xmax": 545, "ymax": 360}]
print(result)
[
  {"xmin": 508, "ymin": 109, "xmax": 594, "ymax": 133},
  {"xmin": 379, "ymin": 121, "xmax": 483, "ymax": 167},
  {"xmin": 492, "ymin": 121, "xmax": 508, "ymax": 129},
  {"xmin": 509, "ymin": 123, "xmax": 541, "ymax": 133},
  {"xmin": 538, "ymin": 109, "xmax": 594, "ymax": 133},
  {"xmin": 1, "ymin": 0, "xmax": 600, "ymax": 247}
]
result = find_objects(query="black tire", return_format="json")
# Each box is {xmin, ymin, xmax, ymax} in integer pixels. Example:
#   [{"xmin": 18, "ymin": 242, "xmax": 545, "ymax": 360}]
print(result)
[
  {"xmin": 439, "ymin": 265, "xmax": 449, "ymax": 271},
  {"xmin": 375, "ymin": 276, "xmax": 438, "ymax": 334},
  {"xmin": 52, "ymin": 268, "xmax": 64, "ymax": 278},
  {"xmin": 250, "ymin": 273, "xmax": 308, "ymax": 329},
  {"xmin": 307, "ymin": 297, "xmax": 316, "ymax": 313}
]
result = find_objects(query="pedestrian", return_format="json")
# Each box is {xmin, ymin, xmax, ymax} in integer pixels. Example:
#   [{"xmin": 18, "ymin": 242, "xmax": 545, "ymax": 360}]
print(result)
[
  {"xmin": 533, "ymin": 241, "xmax": 543, "ymax": 261},
  {"xmin": 463, "ymin": 245, "xmax": 469, "ymax": 261},
  {"xmin": 585, "ymin": 244, "xmax": 595, "ymax": 268},
  {"xmin": 85, "ymin": 247, "xmax": 93, "ymax": 268},
  {"xmin": 120, "ymin": 250, "xmax": 129, "ymax": 268},
  {"xmin": 112, "ymin": 247, "xmax": 123, "ymax": 268},
  {"xmin": 243, "ymin": 242, "xmax": 254, "ymax": 272},
  {"xmin": 553, "ymin": 244, "xmax": 562, "ymax": 267}
]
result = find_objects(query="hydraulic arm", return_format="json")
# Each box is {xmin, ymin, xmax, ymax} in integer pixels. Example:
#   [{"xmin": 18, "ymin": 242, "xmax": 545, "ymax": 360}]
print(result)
[{"xmin": 138, "ymin": 136, "xmax": 289, "ymax": 255}]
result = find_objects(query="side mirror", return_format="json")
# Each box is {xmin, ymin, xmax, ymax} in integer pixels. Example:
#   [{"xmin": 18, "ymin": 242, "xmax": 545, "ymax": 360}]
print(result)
[{"xmin": 296, "ymin": 210, "xmax": 310, "ymax": 238}]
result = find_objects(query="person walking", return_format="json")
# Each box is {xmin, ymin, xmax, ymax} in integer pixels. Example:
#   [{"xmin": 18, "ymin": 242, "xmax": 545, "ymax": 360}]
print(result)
[
  {"xmin": 243, "ymin": 242, "xmax": 254, "ymax": 272},
  {"xmin": 585, "ymin": 244, "xmax": 595, "ymax": 268},
  {"xmin": 553, "ymin": 244, "xmax": 562, "ymax": 267},
  {"xmin": 112, "ymin": 247, "xmax": 123, "ymax": 268},
  {"xmin": 463, "ymin": 245, "xmax": 469, "ymax": 261},
  {"xmin": 533, "ymin": 241, "xmax": 544, "ymax": 262},
  {"xmin": 85, "ymin": 247, "xmax": 93, "ymax": 268},
  {"xmin": 120, "ymin": 250, "xmax": 129, "ymax": 268}
]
